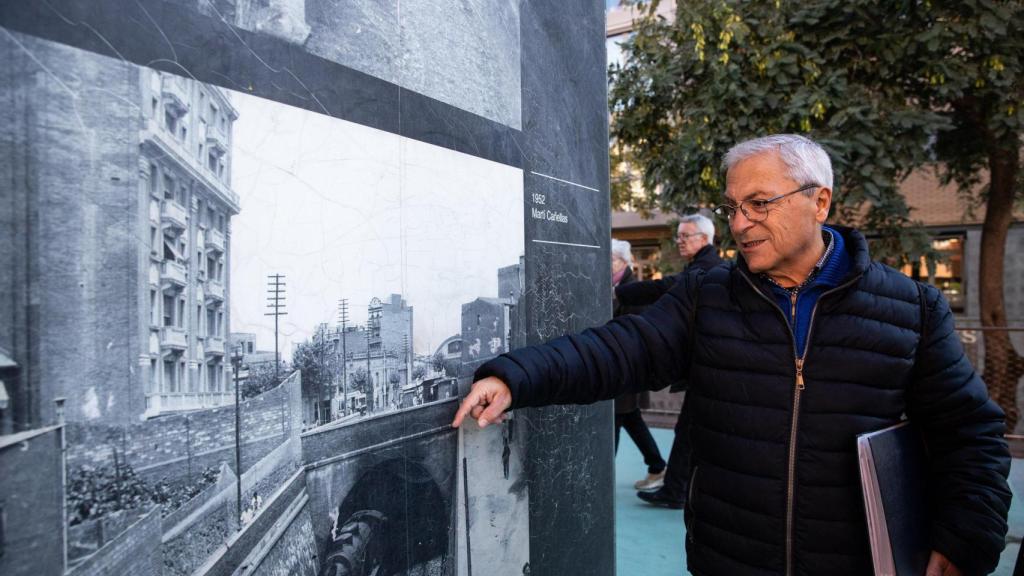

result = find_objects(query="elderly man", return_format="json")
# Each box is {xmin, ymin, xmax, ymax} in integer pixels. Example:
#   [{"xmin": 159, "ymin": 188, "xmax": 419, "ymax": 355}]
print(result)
[
  {"xmin": 453, "ymin": 134, "xmax": 1010, "ymax": 576},
  {"xmin": 615, "ymin": 213, "xmax": 723, "ymax": 306},
  {"xmin": 615, "ymin": 213, "xmax": 724, "ymax": 508}
]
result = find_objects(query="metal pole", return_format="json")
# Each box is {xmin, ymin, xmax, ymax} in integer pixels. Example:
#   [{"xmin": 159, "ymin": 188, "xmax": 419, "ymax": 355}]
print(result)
[
  {"xmin": 56, "ymin": 398, "xmax": 68, "ymax": 572},
  {"xmin": 339, "ymin": 299, "xmax": 348, "ymax": 416},
  {"xmin": 366, "ymin": 329, "xmax": 372, "ymax": 413},
  {"xmin": 319, "ymin": 324, "xmax": 326, "ymax": 423},
  {"xmin": 265, "ymin": 274, "xmax": 287, "ymax": 381},
  {"xmin": 233, "ymin": 352, "xmax": 242, "ymax": 528}
]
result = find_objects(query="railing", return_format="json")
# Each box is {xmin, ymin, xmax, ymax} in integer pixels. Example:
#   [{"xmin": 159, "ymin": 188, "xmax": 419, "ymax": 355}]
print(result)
[
  {"xmin": 207, "ymin": 280, "xmax": 225, "ymax": 301},
  {"xmin": 141, "ymin": 119, "xmax": 240, "ymax": 211},
  {"xmin": 206, "ymin": 337, "xmax": 225, "ymax": 355},
  {"xmin": 146, "ymin": 390, "xmax": 233, "ymax": 412},
  {"xmin": 161, "ymin": 260, "xmax": 187, "ymax": 287},
  {"xmin": 161, "ymin": 201, "xmax": 187, "ymax": 229},
  {"xmin": 206, "ymin": 228, "xmax": 225, "ymax": 253},
  {"xmin": 206, "ymin": 129, "xmax": 228, "ymax": 155},
  {"xmin": 160, "ymin": 327, "xmax": 187, "ymax": 350},
  {"xmin": 161, "ymin": 76, "xmax": 190, "ymax": 113},
  {"xmin": 954, "ymin": 325, "xmax": 1024, "ymax": 434}
]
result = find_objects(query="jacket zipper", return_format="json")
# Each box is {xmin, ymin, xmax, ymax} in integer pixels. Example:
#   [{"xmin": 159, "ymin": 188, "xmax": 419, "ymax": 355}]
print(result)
[{"xmin": 739, "ymin": 270, "xmax": 861, "ymax": 576}]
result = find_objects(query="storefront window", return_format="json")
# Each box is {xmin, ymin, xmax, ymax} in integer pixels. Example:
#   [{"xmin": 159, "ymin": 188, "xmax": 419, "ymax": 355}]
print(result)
[{"xmin": 900, "ymin": 236, "xmax": 965, "ymax": 313}]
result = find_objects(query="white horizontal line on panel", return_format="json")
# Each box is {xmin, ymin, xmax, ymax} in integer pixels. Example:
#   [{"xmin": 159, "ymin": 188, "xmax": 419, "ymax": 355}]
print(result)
[
  {"xmin": 532, "ymin": 239, "xmax": 602, "ymax": 249},
  {"xmin": 529, "ymin": 171, "xmax": 600, "ymax": 192}
]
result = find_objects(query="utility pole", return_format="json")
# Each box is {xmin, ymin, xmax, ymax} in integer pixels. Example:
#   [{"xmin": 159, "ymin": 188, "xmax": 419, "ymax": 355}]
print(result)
[
  {"xmin": 366, "ymin": 329, "xmax": 373, "ymax": 413},
  {"xmin": 317, "ymin": 323, "xmax": 326, "ymax": 424},
  {"xmin": 265, "ymin": 274, "xmax": 287, "ymax": 380},
  {"xmin": 402, "ymin": 333, "xmax": 410, "ymax": 381},
  {"xmin": 231, "ymin": 346, "xmax": 243, "ymax": 529},
  {"xmin": 338, "ymin": 298, "xmax": 349, "ymax": 416},
  {"xmin": 382, "ymin": 345, "xmax": 389, "ymax": 408}
]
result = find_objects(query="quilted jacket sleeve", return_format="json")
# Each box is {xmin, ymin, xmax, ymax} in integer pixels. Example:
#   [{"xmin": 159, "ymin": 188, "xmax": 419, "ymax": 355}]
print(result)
[
  {"xmin": 614, "ymin": 273, "xmax": 680, "ymax": 307},
  {"xmin": 475, "ymin": 270, "xmax": 699, "ymax": 409},
  {"xmin": 907, "ymin": 283, "xmax": 1012, "ymax": 576}
]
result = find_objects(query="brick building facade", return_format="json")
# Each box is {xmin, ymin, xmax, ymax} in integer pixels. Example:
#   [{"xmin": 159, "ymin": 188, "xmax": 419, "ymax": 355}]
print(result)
[{"xmin": 0, "ymin": 33, "xmax": 239, "ymax": 428}]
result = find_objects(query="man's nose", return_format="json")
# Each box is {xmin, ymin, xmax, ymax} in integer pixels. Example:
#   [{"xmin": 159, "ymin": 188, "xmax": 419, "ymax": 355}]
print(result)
[{"xmin": 730, "ymin": 209, "xmax": 755, "ymax": 235}]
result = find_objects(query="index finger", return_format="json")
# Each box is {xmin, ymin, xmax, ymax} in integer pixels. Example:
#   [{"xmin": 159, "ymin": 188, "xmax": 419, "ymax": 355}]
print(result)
[{"xmin": 451, "ymin": 387, "xmax": 485, "ymax": 428}]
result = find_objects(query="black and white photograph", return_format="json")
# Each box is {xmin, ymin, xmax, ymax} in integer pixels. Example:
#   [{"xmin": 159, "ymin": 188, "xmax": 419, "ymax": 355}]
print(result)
[{"xmin": 0, "ymin": 23, "xmax": 527, "ymax": 576}]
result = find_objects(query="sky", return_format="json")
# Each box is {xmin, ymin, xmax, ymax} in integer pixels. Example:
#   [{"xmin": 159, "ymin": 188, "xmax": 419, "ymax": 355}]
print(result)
[{"xmin": 228, "ymin": 91, "xmax": 524, "ymax": 361}]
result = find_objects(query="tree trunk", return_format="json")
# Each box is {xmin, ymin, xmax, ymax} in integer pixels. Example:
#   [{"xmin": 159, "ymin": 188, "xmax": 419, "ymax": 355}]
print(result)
[{"xmin": 979, "ymin": 144, "xmax": 1024, "ymax": 431}]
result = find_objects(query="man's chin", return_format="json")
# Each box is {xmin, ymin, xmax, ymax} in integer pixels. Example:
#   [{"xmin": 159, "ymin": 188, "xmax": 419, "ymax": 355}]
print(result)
[{"xmin": 745, "ymin": 259, "xmax": 768, "ymax": 274}]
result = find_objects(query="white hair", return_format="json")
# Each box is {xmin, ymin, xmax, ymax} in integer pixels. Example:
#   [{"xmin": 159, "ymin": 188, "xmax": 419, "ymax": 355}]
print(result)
[
  {"xmin": 678, "ymin": 213, "xmax": 715, "ymax": 246},
  {"xmin": 610, "ymin": 238, "xmax": 633, "ymax": 265},
  {"xmin": 723, "ymin": 134, "xmax": 833, "ymax": 192}
]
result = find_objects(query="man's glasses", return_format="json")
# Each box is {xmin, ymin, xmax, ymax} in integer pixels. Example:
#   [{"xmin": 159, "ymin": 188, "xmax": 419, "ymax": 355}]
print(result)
[
  {"xmin": 713, "ymin": 183, "xmax": 819, "ymax": 222},
  {"xmin": 676, "ymin": 232, "xmax": 705, "ymax": 243}
]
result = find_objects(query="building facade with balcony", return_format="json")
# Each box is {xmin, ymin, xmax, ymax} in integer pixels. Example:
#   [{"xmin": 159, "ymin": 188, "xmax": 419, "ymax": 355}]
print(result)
[
  {"xmin": 140, "ymin": 68, "xmax": 240, "ymax": 417},
  {"xmin": 0, "ymin": 36, "xmax": 240, "ymax": 428}
]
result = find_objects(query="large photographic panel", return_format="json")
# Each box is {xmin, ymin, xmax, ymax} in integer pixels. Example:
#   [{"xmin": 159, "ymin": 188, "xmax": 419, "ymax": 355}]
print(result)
[{"xmin": 0, "ymin": 1, "xmax": 612, "ymax": 575}]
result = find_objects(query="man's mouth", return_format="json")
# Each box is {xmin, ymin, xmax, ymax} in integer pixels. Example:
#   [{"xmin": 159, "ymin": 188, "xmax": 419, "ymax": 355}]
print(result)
[{"xmin": 740, "ymin": 239, "xmax": 766, "ymax": 250}]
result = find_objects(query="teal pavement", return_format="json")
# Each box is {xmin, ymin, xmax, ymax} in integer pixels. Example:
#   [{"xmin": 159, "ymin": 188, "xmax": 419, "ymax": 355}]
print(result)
[
  {"xmin": 616, "ymin": 426, "xmax": 1024, "ymax": 576},
  {"xmin": 616, "ymin": 427, "xmax": 686, "ymax": 576}
]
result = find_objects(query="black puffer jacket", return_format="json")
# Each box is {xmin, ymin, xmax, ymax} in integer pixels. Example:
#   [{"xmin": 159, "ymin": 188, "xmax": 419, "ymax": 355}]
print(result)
[
  {"xmin": 614, "ymin": 243, "xmax": 725, "ymax": 307},
  {"xmin": 476, "ymin": 227, "xmax": 1010, "ymax": 576}
]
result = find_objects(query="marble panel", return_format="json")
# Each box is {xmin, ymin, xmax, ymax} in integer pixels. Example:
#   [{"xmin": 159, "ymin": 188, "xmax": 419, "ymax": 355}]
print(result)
[
  {"xmin": 0, "ymin": 1, "xmax": 612, "ymax": 575},
  {"xmin": 304, "ymin": 0, "xmax": 522, "ymax": 129}
]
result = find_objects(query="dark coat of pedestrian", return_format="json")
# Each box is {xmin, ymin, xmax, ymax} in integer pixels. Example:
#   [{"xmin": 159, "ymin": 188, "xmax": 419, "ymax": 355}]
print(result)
[
  {"xmin": 611, "ymin": 239, "xmax": 667, "ymax": 490},
  {"xmin": 616, "ymin": 213, "xmax": 726, "ymax": 509}
]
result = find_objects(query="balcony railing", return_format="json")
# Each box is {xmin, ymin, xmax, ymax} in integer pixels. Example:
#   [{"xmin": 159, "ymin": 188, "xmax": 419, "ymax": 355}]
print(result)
[
  {"xmin": 206, "ymin": 337, "xmax": 225, "ymax": 355},
  {"xmin": 161, "ymin": 201, "xmax": 187, "ymax": 229},
  {"xmin": 161, "ymin": 77, "xmax": 190, "ymax": 114},
  {"xmin": 160, "ymin": 327, "xmax": 187, "ymax": 350},
  {"xmin": 142, "ymin": 119, "xmax": 240, "ymax": 212},
  {"xmin": 206, "ymin": 229, "xmax": 225, "ymax": 253},
  {"xmin": 161, "ymin": 260, "xmax": 187, "ymax": 287},
  {"xmin": 206, "ymin": 129, "xmax": 228, "ymax": 156},
  {"xmin": 146, "ymin": 390, "xmax": 233, "ymax": 413},
  {"xmin": 206, "ymin": 281, "xmax": 225, "ymax": 301}
]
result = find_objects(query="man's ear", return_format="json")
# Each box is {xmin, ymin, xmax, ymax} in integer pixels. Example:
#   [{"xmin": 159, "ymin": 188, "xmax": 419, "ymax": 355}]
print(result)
[{"xmin": 815, "ymin": 187, "xmax": 832, "ymax": 223}]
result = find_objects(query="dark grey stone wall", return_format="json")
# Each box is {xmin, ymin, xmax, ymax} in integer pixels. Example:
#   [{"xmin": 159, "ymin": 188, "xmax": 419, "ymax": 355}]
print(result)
[
  {"xmin": 0, "ymin": 427, "xmax": 66, "ymax": 576},
  {"xmin": 0, "ymin": 1, "xmax": 613, "ymax": 574},
  {"xmin": 519, "ymin": 2, "xmax": 615, "ymax": 574}
]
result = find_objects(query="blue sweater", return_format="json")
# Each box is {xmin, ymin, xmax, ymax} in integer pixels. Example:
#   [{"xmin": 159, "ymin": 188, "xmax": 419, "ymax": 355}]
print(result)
[{"xmin": 768, "ymin": 226, "xmax": 851, "ymax": 356}]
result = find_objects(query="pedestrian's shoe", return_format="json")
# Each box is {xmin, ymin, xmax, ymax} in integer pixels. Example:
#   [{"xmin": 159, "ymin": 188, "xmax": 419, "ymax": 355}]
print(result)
[
  {"xmin": 633, "ymin": 471, "xmax": 666, "ymax": 491},
  {"xmin": 637, "ymin": 487, "xmax": 685, "ymax": 509}
]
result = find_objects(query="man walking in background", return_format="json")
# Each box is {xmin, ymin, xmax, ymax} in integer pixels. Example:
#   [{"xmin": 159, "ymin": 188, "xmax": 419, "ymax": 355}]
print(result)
[{"xmin": 615, "ymin": 214, "xmax": 723, "ymax": 508}]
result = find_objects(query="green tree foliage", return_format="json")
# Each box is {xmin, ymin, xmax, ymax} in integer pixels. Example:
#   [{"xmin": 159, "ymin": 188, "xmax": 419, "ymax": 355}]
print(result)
[
  {"xmin": 67, "ymin": 463, "xmax": 220, "ymax": 525},
  {"xmin": 443, "ymin": 359, "xmax": 461, "ymax": 378},
  {"xmin": 293, "ymin": 335, "xmax": 336, "ymax": 402},
  {"xmin": 610, "ymin": 0, "xmax": 1023, "ymax": 424},
  {"xmin": 351, "ymin": 366, "xmax": 369, "ymax": 392},
  {"xmin": 430, "ymin": 351, "xmax": 447, "ymax": 374},
  {"xmin": 412, "ymin": 364, "xmax": 427, "ymax": 382},
  {"xmin": 241, "ymin": 362, "xmax": 280, "ymax": 400}
]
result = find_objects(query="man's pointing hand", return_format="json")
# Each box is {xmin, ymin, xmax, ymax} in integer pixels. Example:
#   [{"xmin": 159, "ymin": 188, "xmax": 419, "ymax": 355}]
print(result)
[{"xmin": 451, "ymin": 376, "xmax": 512, "ymax": 429}]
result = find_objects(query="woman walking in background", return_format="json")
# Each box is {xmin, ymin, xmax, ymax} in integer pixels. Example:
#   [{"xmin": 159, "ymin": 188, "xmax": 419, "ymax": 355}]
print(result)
[{"xmin": 610, "ymin": 239, "xmax": 666, "ymax": 491}]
